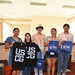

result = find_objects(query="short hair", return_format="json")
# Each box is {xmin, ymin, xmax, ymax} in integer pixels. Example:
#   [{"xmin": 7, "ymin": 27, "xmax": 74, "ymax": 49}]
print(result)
[
  {"xmin": 63, "ymin": 24, "xmax": 70, "ymax": 28},
  {"xmin": 51, "ymin": 28, "xmax": 57, "ymax": 32},
  {"xmin": 13, "ymin": 28, "xmax": 20, "ymax": 32}
]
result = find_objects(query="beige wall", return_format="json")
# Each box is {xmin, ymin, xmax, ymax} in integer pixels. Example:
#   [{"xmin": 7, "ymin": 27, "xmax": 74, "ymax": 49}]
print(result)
[
  {"xmin": 0, "ymin": 22, "xmax": 3, "ymax": 42},
  {"xmin": 30, "ymin": 16, "xmax": 67, "ymax": 36}
]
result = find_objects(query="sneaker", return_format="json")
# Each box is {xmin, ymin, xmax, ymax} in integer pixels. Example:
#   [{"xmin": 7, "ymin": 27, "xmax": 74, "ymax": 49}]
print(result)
[
  {"xmin": 39, "ymin": 74, "xmax": 43, "ymax": 75},
  {"xmin": 66, "ymin": 69, "xmax": 71, "ymax": 72},
  {"xmin": 35, "ymin": 74, "xmax": 38, "ymax": 75},
  {"xmin": 62, "ymin": 74, "xmax": 66, "ymax": 75}
]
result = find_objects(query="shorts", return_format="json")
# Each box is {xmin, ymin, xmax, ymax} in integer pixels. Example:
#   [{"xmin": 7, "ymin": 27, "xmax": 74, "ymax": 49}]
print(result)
[{"xmin": 45, "ymin": 52, "xmax": 58, "ymax": 58}]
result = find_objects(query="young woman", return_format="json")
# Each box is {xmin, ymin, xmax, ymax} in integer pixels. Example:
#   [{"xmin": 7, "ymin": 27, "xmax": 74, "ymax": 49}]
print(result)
[
  {"xmin": 5, "ymin": 28, "xmax": 22, "ymax": 75},
  {"xmin": 22, "ymin": 33, "xmax": 31, "ymax": 75},
  {"xmin": 22, "ymin": 33, "xmax": 41, "ymax": 75},
  {"xmin": 44, "ymin": 28, "xmax": 59, "ymax": 75}
]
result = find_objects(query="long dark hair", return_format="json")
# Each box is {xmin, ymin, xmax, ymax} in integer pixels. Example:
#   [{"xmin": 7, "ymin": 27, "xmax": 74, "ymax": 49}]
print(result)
[{"xmin": 24, "ymin": 33, "xmax": 32, "ymax": 43}]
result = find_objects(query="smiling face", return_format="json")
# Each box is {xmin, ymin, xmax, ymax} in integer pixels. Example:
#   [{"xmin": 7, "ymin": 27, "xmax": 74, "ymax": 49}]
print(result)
[
  {"xmin": 37, "ymin": 27, "xmax": 43, "ymax": 33},
  {"xmin": 24, "ymin": 33, "xmax": 32, "ymax": 43},
  {"xmin": 13, "ymin": 29, "xmax": 19, "ymax": 37},
  {"xmin": 63, "ymin": 25, "xmax": 70, "ymax": 33},
  {"xmin": 25, "ymin": 34, "xmax": 31, "ymax": 42},
  {"xmin": 51, "ymin": 28, "xmax": 57, "ymax": 36}
]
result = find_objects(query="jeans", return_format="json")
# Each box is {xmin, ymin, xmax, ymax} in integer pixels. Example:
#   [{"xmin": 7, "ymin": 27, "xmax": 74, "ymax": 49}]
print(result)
[
  {"xmin": 34, "ymin": 51, "xmax": 44, "ymax": 75},
  {"xmin": 57, "ymin": 50, "xmax": 70, "ymax": 74},
  {"xmin": 22, "ymin": 67, "xmax": 30, "ymax": 75}
]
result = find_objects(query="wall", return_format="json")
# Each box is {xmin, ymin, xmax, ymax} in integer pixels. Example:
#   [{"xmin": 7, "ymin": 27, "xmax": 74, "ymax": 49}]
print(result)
[
  {"xmin": 30, "ymin": 16, "xmax": 67, "ymax": 36},
  {"xmin": 0, "ymin": 45, "xmax": 9, "ymax": 60},
  {"xmin": 0, "ymin": 22, "xmax": 3, "ymax": 42}
]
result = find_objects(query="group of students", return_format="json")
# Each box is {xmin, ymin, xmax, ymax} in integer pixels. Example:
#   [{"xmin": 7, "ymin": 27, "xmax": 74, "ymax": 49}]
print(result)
[{"xmin": 5, "ymin": 23, "xmax": 73, "ymax": 75}]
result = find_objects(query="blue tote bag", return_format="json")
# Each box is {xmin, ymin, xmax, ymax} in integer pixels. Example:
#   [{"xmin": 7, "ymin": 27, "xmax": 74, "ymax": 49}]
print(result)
[
  {"xmin": 34, "ymin": 58, "xmax": 44, "ymax": 70},
  {"xmin": 34, "ymin": 52, "xmax": 44, "ymax": 70},
  {"xmin": 48, "ymin": 41, "xmax": 59, "ymax": 53},
  {"xmin": 61, "ymin": 41, "xmax": 72, "ymax": 53}
]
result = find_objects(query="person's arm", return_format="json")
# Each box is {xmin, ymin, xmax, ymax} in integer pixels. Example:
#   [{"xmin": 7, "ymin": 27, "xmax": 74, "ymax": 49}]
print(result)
[
  {"xmin": 44, "ymin": 42, "xmax": 49, "ymax": 47},
  {"xmin": 5, "ymin": 41, "xmax": 14, "ymax": 49},
  {"xmin": 58, "ymin": 34, "xmax": 63, "ymax": 47},
  {"xmin": 44, "ymin": 36, "xmax": 49, "ymax": 47},
  {"xmin": 32, "ymin": 35, "xmax": 35, "ymax": 42},
  {"xmin": 71, "ymin": 34, "xmax": 74, "ymax": 44}
]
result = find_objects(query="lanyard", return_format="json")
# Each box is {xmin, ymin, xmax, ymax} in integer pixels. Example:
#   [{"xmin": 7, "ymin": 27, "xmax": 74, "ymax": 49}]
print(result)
[
  {"xmin": 37, "ymin": 34, "xmax": 43, "ymax": 44},
  {"xmin": 64, "ymin": 33, "xmax": 69, "ymax": 41}
]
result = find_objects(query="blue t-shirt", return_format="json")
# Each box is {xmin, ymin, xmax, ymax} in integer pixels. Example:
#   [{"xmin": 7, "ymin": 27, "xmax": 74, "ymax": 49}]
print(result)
[{"xmin": 5, "ymin": 36, "xmax": 22, "ymax": 65}]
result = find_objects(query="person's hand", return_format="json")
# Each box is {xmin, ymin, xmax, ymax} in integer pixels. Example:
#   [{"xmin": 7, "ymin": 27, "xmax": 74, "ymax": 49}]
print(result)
[
  {"xmin": 10, "ymin": 41, "xmax": 15, "ymax": 47},
  {"xmin": 61, "ymin": 41, "xmax": 64, "ymax": 44}
]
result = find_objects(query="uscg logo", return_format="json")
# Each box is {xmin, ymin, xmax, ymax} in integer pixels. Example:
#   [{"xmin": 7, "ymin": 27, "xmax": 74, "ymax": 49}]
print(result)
[
  {"xmin": 37, "ymin": 62, "xmax": 42, "ymax": 66},
  {"xmin": 63, "ymin": 45, "xmax": 70, "ymax": 50},
  {"xmin": 49, "ymin": 46, "xmax": 57, "ymax": 50}
]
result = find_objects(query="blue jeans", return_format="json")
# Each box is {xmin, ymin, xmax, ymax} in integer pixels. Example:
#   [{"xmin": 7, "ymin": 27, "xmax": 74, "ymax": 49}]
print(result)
[
  {"xmin": 57, "ymin": 50, "xmax": 70, "ymax": 74},
  {"xmin": 22, "ymin": 67, "xmax": 30, "ymax": 75},
  {"xmin": 34, "ymin": 52, "xmax": 44, "ymax": 74}
]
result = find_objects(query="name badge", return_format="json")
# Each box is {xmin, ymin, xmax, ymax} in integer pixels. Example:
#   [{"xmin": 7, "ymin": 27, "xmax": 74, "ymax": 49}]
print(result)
[{"xmin": 50, "ymin": 52, "xmax": 54, "ymax": 55}]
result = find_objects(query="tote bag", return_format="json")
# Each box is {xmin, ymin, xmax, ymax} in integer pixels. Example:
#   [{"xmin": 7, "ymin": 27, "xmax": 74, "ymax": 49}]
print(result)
[
  {"xmin": 34, "ymin": 52, "xmax": 44, "ymax": 70},
  {"xmin": 61, "ymin": 41, "xmax": 72, "ymax": 53},
  {"xmin": 48, "ymin": 41, "xmax": 59, "ymax": 53}
]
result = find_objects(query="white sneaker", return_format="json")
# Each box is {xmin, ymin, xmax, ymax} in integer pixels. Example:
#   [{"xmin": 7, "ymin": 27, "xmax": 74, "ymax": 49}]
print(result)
[
  {"xmin": 62, "ymin": 74, "xmax": 66, "ymax": 75},
  {"xmin": 39, "ymin": 74, "xmax": 43, "ymax": 75},
  {"xmin": 66, "ymin": 69, "xmax": 71, "ymax": 72},
  {"xmin": 35, "ymin": 74, "xmax": 38, "ymax": 75}
]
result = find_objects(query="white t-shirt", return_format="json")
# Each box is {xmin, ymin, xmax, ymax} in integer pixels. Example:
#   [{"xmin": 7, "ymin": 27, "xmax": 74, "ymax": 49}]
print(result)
[
  {"xmin": 58, "ymin": 32, "xmax": 73, "ymax": 42},
  {"xmin": 32, "ymin": 33, "xmax": 46, "ymax": 51},
  {"xmin": 58, "ymin": 32, "xmax": 73, "ymax": 49}
]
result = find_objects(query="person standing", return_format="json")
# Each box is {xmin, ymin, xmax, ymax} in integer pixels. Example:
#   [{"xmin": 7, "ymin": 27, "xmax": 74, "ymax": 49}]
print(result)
[
  {"xmin": 44, "ymin": 28, "xmax": 59, "ymax": 75},
  {"xmin": 22, "ymin": 33, "xmax": 41, "ymax": 75},
  {"xmin": 5, "ymin": 28, "xmax": 22, "ymax": 75},
  {"xmin": 57, "ymin": 24, "xmax": 73, "ymax": 75},
  {"xmin": 32, "ymin": 24, "xmax": 46, "ymax": 75}
]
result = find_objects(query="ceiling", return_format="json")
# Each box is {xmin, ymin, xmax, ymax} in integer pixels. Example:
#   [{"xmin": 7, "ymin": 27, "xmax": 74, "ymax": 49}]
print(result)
[{"xmin": 0, "ymin": 0, "xmax": 75, "ymax": 19}]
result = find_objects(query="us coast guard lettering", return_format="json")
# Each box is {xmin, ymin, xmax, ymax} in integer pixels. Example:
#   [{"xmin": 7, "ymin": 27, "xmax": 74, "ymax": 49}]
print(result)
[
  {"xmin": 26, "ymin": 46, "xmax": 36, "ymax": 59},
  {"xmin": 14, "ymin": 48, "xmax": 25, "ymax": 62},
  {"xmin": 12, "ymin": 42, "xmax": 41, "ymax": 70}
]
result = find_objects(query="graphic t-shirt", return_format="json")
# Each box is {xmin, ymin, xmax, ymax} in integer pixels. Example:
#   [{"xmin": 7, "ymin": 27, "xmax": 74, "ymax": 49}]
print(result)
[
  {"xmin": 12, "ymin": 42, "xmax": 26, "ymax": 70},
  {"xmin": 12, "ymin": 42, "xmax": 41, "ymax": 70},
  {"xmin": 25, "ymin": 42, "xmax": 41, "ymax": 67}
]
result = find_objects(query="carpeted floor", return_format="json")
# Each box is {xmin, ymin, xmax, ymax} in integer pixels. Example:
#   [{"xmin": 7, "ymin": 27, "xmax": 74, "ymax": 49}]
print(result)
[
  {"xmin": 44, "ymin": 62, "xmax": 75, "ymax": 75},
  {"xmin": 31, "ymin": 62, "xmax": 75, "ymax": 75}
]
